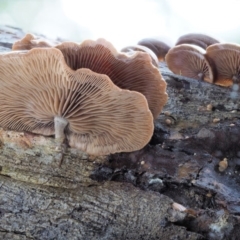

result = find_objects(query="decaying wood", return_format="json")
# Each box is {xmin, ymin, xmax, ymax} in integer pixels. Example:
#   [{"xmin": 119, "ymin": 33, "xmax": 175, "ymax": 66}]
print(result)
[
  {"xmin": 0, "ymin": 25, "xmax": 240, "ymax": 240},
  {"xmin": 0, "ymin": 130, "xmax": 201, "ymax": 240}
]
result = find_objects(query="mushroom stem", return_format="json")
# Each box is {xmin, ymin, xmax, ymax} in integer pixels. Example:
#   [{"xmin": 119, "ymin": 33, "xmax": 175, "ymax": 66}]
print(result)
[
  {"xmin": 54, "ymin": 116, "xmax": 68, "ymax": 140},
  {"xmin": 54, "ymin": 116, "xmax": 69, "ymax": 167}
]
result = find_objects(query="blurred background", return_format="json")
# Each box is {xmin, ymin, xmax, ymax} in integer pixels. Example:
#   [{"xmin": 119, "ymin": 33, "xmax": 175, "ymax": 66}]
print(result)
[{"xmin": 1, "ymin": 0, "xmax": 240, "ymax": 49}]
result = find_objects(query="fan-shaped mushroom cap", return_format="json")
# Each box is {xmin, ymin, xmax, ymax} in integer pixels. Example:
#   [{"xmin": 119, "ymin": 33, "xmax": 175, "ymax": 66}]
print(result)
[
  {"xmin": 206, "ymin": 43, "xmax": 240, "ymax": 87},
  {"xmin": 175, "ymin": 33, "xmax": 219, "ymax": 49},
  {"xmin": 0, "ymin": 48, "xmax": 154, "ymax": 155},
  {"xmin": 55, "ymin": 38, "xmax": 167, "ymax": 119},
  {"xmin": 166, "ymin": 44, "xmax": 214, "ymax": 83},
  {"xmin": 121, "ymin": 45, "xmax": 159, "ymax": 67},
  {"xmin": 12, "ymin": 33, "xmax": 56, "ymax": 50},
  {"xmin": 137, "ymin": 38, "xmax": 171, "ymax": 61},
  {"xmin": 12, "ymin": 36, "xmax": 168, "ymax": 119}
]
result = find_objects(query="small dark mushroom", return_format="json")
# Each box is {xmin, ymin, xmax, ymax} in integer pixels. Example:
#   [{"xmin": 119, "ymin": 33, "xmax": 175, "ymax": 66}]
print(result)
[
  {"xmin": 206, "ymin": 43, "xmax": 240, "ymax": 86},
  {"xmin": 166, "ymin": 44, "xmax": 214, "ymax": 83},
  {"xmin": 175, "ymin": 33, "xmax": 219, "ymax": 49},
  {"xmin": 12, "ymin": 36, "xmax": 168, "ymax": 120},
  {"xmin": 137, "ymin": 38, "xmax": 171, "ymax": 61}
]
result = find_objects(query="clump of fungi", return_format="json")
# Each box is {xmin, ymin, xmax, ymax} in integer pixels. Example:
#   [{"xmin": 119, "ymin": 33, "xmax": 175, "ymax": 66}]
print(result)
[
  {"xmin": 13, "ymin": 35, "xmax": 168, "ymax": 120},
  {"xmin": 165, "ymin": 33, "xmax": 240, "ymax": 88},
  {"xmin": 0, "ymin": 34, "xmax": 168, "ymax": 157}
]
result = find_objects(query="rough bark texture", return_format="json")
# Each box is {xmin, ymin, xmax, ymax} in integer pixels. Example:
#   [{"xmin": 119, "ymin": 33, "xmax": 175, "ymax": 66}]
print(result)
[{"xmin": 0, "ymin": 25, "xmax": 240, "ymax": 240}]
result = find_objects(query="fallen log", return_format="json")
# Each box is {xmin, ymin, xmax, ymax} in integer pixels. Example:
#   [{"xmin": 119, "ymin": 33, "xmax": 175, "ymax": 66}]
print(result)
[{"xmin": 0, "ymin": 25, "xmax": 240, "ymax": 240}]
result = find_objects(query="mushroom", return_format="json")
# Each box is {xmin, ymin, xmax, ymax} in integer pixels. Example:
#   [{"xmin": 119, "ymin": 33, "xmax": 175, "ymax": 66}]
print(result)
[
  {"xmin": 12, "ymin": 33, "xmax": 57, "ymax": 50},
  {"xmin": 12, "ymin": 36, "xmax": 168, "ymax": 120},
  {"xmin": 175, "ymin": 33, "xmax": 219, "ymax": 49},
  {"xmin": 121, "ymin": 45, "xmax": 159, "ymax": 67},
  {"xmin": 137, "ymin": 38, "xmax": 171, "ymax": 61},
  {"xmin": 0, "ymin": 48, "xmax": 154, "ymax": 155},
  {"xmin": 55, "ymin": 39, "xmax": 167, "ymax": 120},
  {"xmin": 165, "ymin": 44, "xmax": 214, "ymax": 83},
  {"xmin": 206, "ymin": 43, "xmax": 240, "ymax": 86}
]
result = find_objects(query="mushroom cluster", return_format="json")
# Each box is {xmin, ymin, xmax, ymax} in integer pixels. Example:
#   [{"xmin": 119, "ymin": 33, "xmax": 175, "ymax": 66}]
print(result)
[
  {"xmin": 12, "ymin": 35, "xmax": 168, "ymax": 119},
  {"xmin": 0, "ymin": 34, "xmax": 168, "ymax": 156},
  {"xmin": 129, "ymin": 33, "xmax": 239, "ymax": 88},
  {"xmin": 137, "ymin": 38, "xmax": 171, "ymax": 61},
  {"xmin": 120, "ymin": 34, "xmax": 217, "ymax": 65},
  {"xmin": 163, "ymin": 33, "xmax": 240, "ymax": 87}
]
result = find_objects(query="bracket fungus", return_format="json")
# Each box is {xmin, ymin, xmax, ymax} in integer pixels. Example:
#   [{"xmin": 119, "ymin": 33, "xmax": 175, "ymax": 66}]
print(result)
[
  {"xmin": 13, "ymin": 36, "xmax": 168, "ymax": 120},
  {"xmin": 206, "ymin": 43, "xmax": 240, "ymax": 87},
  {"xmin": 175, "ymin": 33, "xmax": 219, "ymax": 49},
  {"xmin": 165, "ymin": 44, "xmax": 214, "ymax": 83},
  {"xmin": 137, "ymin": 38, "xmax": 171, "ymax": 61},
  {"xmin": 0, "ymin": 48, "xmax": 154, "ymax": 155}
]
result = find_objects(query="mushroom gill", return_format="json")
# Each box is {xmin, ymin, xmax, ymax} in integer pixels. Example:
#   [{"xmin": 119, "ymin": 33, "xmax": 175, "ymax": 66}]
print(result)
[
  {"xmin": 166, "ymin": 44, "xmax": 214, "ymax": 83},
  {"xmin": 12, "ymin": 35, "xmax": 168, "ymax": 120},
  {"xmin": 0, "ymin": 48, "xmax": 154, "ymax": 155},
  {"xmin": 206, "ymin": 43, "xmax": 240, "ymax": 86},
  {"xmin": 55, "ymin": 39, "xmax": 167, "ymax": 120}
]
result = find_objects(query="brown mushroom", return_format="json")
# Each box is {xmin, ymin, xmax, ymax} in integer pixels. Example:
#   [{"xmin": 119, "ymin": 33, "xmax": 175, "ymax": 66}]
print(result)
[
  {"xmin": 12, "ymin": 33, "xmax": 57, "ymax": 50},
  {"xmin": 0, "ymin": 48, "xmax": 154, "ymax": 155},
  {"xmin": 137, "ymin": 38, "xmax": 171, "ymax": 61},
  {"xmin": 12, "ymin": 36, "xmax": 168, "ymax": 120},
  {"xmin": 55, "ymin": 39, "xmax": 167, "ymax": 120},
  {"xmin": 175, "ymin": 33, "xmax": 219, "ymax": 49},
  {"xmin": 206, "ymin": 43, "xmax": 240, "ymax": 86},
  {"xmin": 165, "ymin": 44, "xmax": 214, "ymax": 83},
  {"xmin": 121, "ymin": 45, "xmax": 159, "ymax": 67}
]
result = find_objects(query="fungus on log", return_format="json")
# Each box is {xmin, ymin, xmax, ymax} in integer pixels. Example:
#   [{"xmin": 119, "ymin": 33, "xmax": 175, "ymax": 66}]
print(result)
[
  {"xmin": 1, "ymin": 26, "xmax": 240, "ymax": 240},
  {"xmin": 0, "ymin": 48, "xmax": 154, "ymax": 155},
  {"xmin": 166, "ymin": 44, "xmax": 214, "ymax": 83},
  {"xmin": 13, "ymin": 35, "xmax": 168, "ymax": 120}
]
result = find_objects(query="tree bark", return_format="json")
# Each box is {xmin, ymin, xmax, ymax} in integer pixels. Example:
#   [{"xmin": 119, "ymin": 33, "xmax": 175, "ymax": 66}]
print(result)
[{"xmin": 0, "ymin": 25, "xmax": 240, "ymax": 240}]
